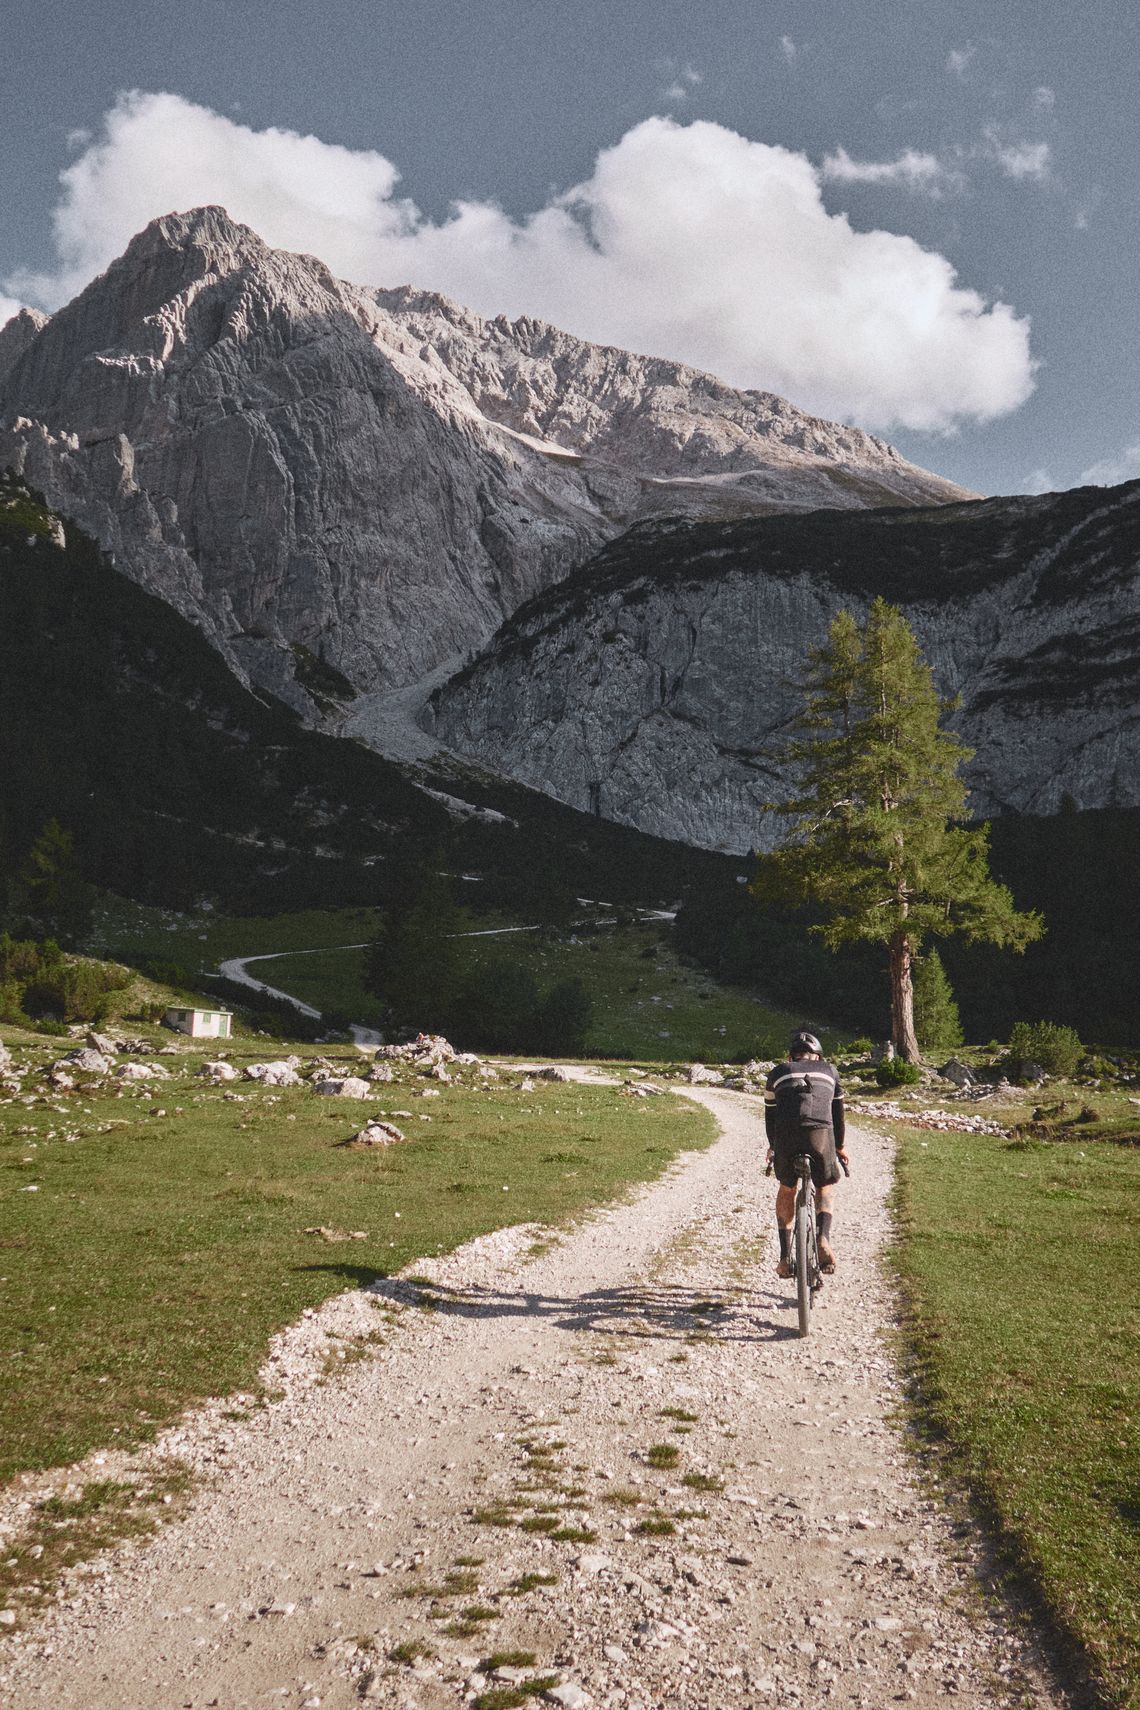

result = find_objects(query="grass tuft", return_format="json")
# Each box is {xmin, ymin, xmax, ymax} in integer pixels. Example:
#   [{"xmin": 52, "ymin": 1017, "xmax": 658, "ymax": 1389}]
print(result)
[
  {"xmin": 646, "ymin": 1443, "xmax": 681, "ymax": 1470},
  {"xmin": 681, "ymin": 1471, "xmax": 723, "ymax": 1493}
]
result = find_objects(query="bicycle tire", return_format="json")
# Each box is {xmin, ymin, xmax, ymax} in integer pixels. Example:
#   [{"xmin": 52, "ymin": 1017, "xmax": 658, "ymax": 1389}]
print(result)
[{"xmin": 795, "ymin": 1201, "xmax": 812, "ymax": 1336}]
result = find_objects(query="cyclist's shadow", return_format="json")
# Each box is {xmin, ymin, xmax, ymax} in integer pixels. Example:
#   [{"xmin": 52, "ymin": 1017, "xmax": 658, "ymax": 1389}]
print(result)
[{"xmin": 363, "ymin": 1275, "xmax": 806, "ymax": 1344}]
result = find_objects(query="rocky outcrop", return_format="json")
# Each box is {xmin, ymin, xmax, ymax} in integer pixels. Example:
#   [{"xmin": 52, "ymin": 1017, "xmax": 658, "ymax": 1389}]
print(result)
[
  {"xmin": 428, "ymin": 480, "xmax": 1140, "ymax": 850},
  {"xmin": 0, "ymin": 308, "xmax": 48, "ymax": 385},
  {"xmin": 0, "ymin": 208, "xmax": 969, "ymax": 720}
]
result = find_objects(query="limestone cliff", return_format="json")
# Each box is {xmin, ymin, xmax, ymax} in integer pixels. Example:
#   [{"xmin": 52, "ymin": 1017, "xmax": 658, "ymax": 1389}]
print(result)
[
  {"xmin": 0, "ymin": 208, "xmax": 969, "ymax": 719},
  {"xmin": 428, "ymin": 481, "xmax": 1140, "ymax": 850}
]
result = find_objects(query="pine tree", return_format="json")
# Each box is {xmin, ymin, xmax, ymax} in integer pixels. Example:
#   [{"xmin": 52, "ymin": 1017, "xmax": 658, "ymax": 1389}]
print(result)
[
  {"xmin": 9, "ymin": 819, "xmax": 94, "ymax": 946},
  {"xmin": 912, "ymin": 949, "xmax": 963, "ymax": 1053},
  {"xmin": 365, "ymin": 865, "xmax": 469, "ymax": 1037},
  {"xmin": 752, "ymin": 599, "xmax": 1043, "ymax": 1060}
]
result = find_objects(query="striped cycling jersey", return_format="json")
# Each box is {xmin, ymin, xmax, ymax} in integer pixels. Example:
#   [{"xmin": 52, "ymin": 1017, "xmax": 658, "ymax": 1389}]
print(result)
[{"xmin": 764, "ymin": 1058, "xmax": 846, "ymax": 1146}]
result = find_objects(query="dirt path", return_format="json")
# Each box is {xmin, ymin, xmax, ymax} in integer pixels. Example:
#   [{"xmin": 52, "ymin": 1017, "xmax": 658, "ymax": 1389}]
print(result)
[{"xmin": 2, "ymin": 1090, "xmax": 1062, "ymax": 1710}]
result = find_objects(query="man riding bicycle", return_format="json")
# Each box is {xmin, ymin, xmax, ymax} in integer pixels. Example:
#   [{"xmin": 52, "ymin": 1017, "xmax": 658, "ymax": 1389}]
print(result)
[{"xmin": 764, "ymin": 1031, "xmax": 848, "ymax": 1277}]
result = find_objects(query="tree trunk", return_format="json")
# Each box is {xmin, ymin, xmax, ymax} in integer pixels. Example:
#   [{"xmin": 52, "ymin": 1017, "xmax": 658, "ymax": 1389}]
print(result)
[{"xmin": 888, "ymin": 931, "xmax": 921, "ymax": 1062}]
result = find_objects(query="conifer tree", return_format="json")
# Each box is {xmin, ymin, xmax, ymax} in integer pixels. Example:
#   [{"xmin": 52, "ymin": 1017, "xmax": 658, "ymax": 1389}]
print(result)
[
  {"xmin": 9, "ymin": 819, "xmax": 94, "ymax": 946},
  {"xmin": 752, "ymin": 599, "xmax": 1043, "ymax": 1060},
  {"xmin": 912, "ymin": 949, "xmax": 963, "ymax": 1053}
]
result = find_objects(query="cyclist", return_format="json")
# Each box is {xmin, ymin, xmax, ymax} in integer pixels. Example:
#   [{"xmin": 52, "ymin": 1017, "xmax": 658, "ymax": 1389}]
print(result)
[{"xmin": 764, "ymin": 1030, "xmax": 848, "ymax": 1276}]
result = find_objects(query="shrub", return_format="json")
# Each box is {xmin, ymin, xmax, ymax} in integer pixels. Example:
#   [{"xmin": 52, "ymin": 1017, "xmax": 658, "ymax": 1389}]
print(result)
[
  {"xmin": 1008, "ymin": 1020, "xmax": 1083, "ymax": 1078},
  {"xmin": 875, "ymin": 1056, "xmax": 921, "ymax": 1088}
]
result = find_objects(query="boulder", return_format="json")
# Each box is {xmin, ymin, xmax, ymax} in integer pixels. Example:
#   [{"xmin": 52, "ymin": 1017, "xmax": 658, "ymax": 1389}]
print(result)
[
  {"xmin": 351, "ymin": 1120, "xmax": 405, "ymax": 1146},
  {"xmin": 198, "ymin": 1060, "xmax": 237, "ymax": 1083},
  {"xmin": 939, "ymin": 1058, "xmax": 976, "ymax": 1088},
  {"xmin": 1017, "ymin": 1059, "xmax": 1048, "ymax": 1086},
  {"xmin": 116, "ymin": 1062, "xmax": 155, "ymax": 1081},
  {"xmin": 57, "ymin": 1048, "xmax": 111, "ymax": 1074},
  {"xmin": 0, "ymin": 1042, "xmax": 10, "ymax": 1073},
  {"xmin": 687, "ymin": 1063, "xmax": 724, "ymax": 1086},
  {"xmin": 85, "ymin": 1030, "xmax": 117, "ymax": 1054},
  {"xmin": 243, "ymin": 1059, "xmax": 302, "ymax": 1086},
  {"xmin": 537, "ymin": 1065, "xmax": 571, "ymax": 1082},
  {"xmin": 368, "ymin": 1063, "xmax": 394, "ymax": 1082},
  {"xmin": 315, "ymin": 1075, "xmax": 372, "ymax": 1098}
]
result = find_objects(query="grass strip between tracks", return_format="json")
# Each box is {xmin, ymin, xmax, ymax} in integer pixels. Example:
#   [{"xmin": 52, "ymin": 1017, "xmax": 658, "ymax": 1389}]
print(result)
[{"xmin": 890, "ymin": 1123, "xmax": 1140, "ymax": 1709}]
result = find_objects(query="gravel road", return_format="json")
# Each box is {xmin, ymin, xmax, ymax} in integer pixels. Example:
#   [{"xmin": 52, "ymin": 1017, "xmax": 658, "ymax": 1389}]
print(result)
[{"xmin": 1, "ymin": 1087, "xmax": 1064, "ymax": 1710}]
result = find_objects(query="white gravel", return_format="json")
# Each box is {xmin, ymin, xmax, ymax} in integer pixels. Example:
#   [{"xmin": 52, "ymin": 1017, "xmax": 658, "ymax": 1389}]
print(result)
[{"xmin": 0, "ymin": 1086, "xmax": 1064, "ymax": 1710}]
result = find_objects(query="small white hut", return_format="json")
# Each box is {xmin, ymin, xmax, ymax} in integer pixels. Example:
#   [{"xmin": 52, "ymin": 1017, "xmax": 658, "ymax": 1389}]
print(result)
[{"xmin": 164, "ymin": 1006, "xmax": 233, "ymax": 1040}]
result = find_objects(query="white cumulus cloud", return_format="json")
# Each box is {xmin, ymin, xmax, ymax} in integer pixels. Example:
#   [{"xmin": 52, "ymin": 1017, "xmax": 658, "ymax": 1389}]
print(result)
[
  {"xmin": 946, "ymin": 44, "xmax": 976, "ymax": 79},
  {"xmin": 821, "ymin": 146, "xmax": 965, "ymax": 197},
  {"xmin": 5, "ymin": 91, "xmax": 1036, "ymax": 434},
  {"xmin": 1078, "ymin": 443, "xmax": 1140, "ymax": 487}
]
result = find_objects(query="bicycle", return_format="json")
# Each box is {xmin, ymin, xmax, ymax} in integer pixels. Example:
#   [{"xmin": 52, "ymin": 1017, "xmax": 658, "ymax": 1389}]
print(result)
[{"xmin": 768, "ymin": 1151, "xmax": 850, "ymax": 1337}]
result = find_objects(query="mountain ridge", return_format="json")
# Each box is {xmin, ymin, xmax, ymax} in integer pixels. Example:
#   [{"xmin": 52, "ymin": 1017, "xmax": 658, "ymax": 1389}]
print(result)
[
  {"xmin": 0, "ymin": 206, "xmax": 971, "ymax": 723},
  {"xmin": 428, "ymin": 478, "xmax": 1140, "ymax": 849}
]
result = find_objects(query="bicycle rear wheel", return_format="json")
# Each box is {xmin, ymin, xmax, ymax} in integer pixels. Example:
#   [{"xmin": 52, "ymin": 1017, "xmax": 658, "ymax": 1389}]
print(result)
[{"xmin": 794, "ymin": 1201, "xmax": 812, "ymax": 1336}]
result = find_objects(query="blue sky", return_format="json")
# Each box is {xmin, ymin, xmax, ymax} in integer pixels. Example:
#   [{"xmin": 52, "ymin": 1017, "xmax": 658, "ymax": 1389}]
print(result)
[{"xmin": 2, "ymin": 0, "xmax": 1137, "ymax": 496}]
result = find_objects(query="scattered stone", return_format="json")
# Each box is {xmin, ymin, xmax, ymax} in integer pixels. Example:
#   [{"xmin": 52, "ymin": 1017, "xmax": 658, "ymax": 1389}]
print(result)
[
  {"xmin": 243, "ymin": 1059, "xmax": 302, "ymax": 1087},
  {"xmin": 56, "ymin": 1048, "xmax": 111, "ymax": 1074},
  {"xmin": 538, "ymin": 1065, "xmax": 571, "ymax": 1082},
  {"xmin": 198, "ymin": 1060, "xmax": 237, "ymax": 1083},
  {"xmin": 938, "ymin": 1058, "xmax": 976, "ymax": 1088},
  {"xmin": 686, "ymin": 1063, "xmax": 724, "ymax": 1086},
  {"xmin": 544, "ymin": 1685, "xmax": 590, "ymax": 1709},
  {"xmin": 314, "ymin": 1076, "xmax": 372, "ymax": 1098},
  {"xmin": 349, "ymin": 1120, "xmax": 405, "ymax": 1147},
  {"xmin": 375, "ymin": 1034, "xmax": 456, "ymax": 1067}
]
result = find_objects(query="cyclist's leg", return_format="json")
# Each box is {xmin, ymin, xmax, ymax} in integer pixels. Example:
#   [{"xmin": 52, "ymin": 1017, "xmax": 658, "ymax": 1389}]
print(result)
[
  {"xmin": 809, "ymin": 1136, "xmax": 841, "ymax": 1271},
  {"xmin": 816, "ymin": 1181, "xmax": 837, "ymax": 1271},
  {"xmin": 774, "ymin": 1180, "xmax": 796, "ymax": 1276}
]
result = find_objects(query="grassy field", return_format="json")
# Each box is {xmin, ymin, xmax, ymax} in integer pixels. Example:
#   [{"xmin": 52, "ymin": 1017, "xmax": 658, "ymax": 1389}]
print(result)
[
  {"xmin": 89, "ymin": 896, "xmax": 818, "ymax": 1060},
  {"xmin": 891, "ymin": 1114, "xmax": 1140, "ymax": 1709},
  {"xmin": 0, "ymin": 1030, "xmax": 714, "ymax": 1485}
]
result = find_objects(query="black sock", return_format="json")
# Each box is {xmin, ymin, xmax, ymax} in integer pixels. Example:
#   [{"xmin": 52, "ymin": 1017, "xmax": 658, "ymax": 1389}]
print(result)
[
  {"xmin": 778, "ymin": 1226, "xmax": 791, "ymax": 1262},
  {"xmin": 817, "ymin": 1211, "xmax": 833, "ymax": 1242}
]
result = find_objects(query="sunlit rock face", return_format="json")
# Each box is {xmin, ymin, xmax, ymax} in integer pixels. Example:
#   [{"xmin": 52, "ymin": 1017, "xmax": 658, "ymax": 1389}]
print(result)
[
  {"xmin": 427, "ymin": 482, "xmax": 1140, "ymax": 850},
  {"xmin": 0, "ymin": 207, "xmax": 968, "ymax": 721}
]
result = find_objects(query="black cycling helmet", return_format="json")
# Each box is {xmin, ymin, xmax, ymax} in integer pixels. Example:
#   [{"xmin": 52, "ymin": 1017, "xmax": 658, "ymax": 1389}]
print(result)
[{"xmin": 789, "ymin": 1029, "xmax": 822, "ymax": 1057}]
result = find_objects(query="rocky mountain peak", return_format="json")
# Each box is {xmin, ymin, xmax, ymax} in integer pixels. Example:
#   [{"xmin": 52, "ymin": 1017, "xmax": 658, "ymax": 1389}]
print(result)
[{"xmin": 1, "ymin": 210, "xmax": 974, "ymax": 726}]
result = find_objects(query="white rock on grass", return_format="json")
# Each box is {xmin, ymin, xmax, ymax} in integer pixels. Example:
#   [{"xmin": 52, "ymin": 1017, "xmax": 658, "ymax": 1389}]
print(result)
[
  {"xmin": 243, "ymin": 1059, "xmax": 302, "ymax": 1086},
  {"xmin": 351, "ymin": 1121, "xmax": 405, "ymax": 1147},
  {"xmin": 315, "ymin": 1076, "xmax": 372, "ymax": 1098},
  {"xmin": 198, "ymin": 1060, "xmax": 237, "ymax": 1083},
  {"xmin": 57, "ymin": 1048, "xmax": 111, "ymax": 1074}
]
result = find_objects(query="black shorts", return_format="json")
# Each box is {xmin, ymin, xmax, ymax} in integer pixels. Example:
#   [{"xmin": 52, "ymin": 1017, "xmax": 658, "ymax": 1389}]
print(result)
[{"xmin": 772, "ymin": 1129, "xmax": 840, "ymax": 1190}]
